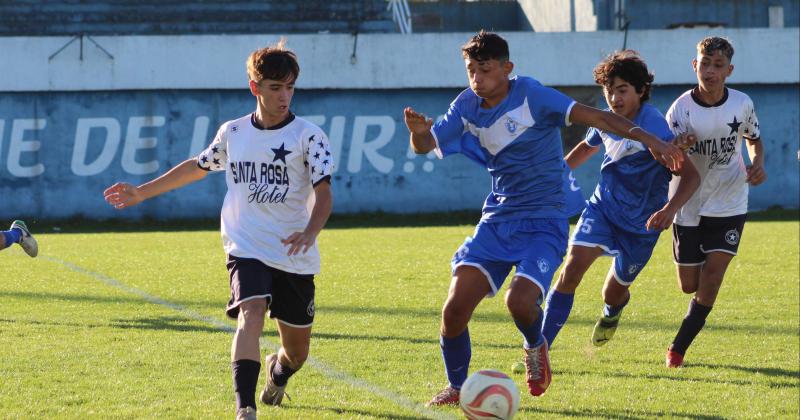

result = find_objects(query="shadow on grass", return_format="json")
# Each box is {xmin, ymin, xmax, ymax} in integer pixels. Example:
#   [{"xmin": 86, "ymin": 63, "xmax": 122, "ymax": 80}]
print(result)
[
  {"xmin": 560, "ymin": 366, "xmax": 797, "ymax": 388},
  {"xmin": 22, "ymin": 208, "xmax": 796, "ymax": 234},
  {"xmin": 0, "ymin": 290, "xmax": 217, "ymax": 311},
  {"xmin": 521, "ymin": 407, "xmax": 726, "ymax": 420},
  {"xmin": 319, "ymin": 303, "xmax": 799, "ymax": 336},
  {"xmin": 690, "ymin": 362, "xmax": 800, "ymax": 380},
  {"xmin": 285, "ymin": 404, "xmax": 426, "ymax": 420},
  {"xmin": 111, "ymin": 316, "xmax": 227, "ymax": 333}
]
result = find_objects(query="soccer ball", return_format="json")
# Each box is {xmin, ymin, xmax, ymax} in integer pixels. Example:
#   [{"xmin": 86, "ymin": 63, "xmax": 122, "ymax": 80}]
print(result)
[{"xmin": 460, "ymin": 370, "xmax": 520, "ymax": 420}]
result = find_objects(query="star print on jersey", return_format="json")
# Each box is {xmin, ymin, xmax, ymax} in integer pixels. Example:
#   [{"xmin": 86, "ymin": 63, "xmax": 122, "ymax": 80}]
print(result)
[
  {"xmin": 304, "ymin": 134, "xmax": 333, "ymax": 185},
  {"xmin": 197, "ymin": 129, "xmax": 228, "ymax": 171},
  {"xmin": 727, "ymin": 116, "xmax": 741, "ymax": 135},
  {"xmin": 271, "ymin": 142, "xmax": 292, "ymax": 164}
]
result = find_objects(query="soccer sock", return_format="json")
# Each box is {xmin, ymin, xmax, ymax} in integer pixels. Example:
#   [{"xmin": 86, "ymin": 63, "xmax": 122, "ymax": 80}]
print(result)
[
  {"xmin": 1, "ymin": 229, "xmax": 22, "ymax": 250},
  {"xmin": 271, "ymin": 359, "xmax": 298, "ymax": 387},
  {"xmin": 440, "ymin": 328, "xmax": 471, "ymax": 389},
  {"xmin": 515, "ymin": 306, "xmax": 545, "ymax": 349},
  {"xmin": 541, "ymin": 290, "xmax": 575, "ymax": 346},
  {"xmin": 669, "ymin": 298, "xmax": 713, "ymax": 355},
  {"xmin": 231, "ymin": 359, "xmax": 261, "ymax": 410},
  {"xmin": 603, "ymin": 293, "xmax": 630, "ymax": 318}
]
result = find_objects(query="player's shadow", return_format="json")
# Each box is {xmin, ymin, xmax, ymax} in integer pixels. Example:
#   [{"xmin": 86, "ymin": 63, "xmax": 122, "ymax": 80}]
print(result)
[
  {"xmin": 520, "ymin": 406, "xmax": 726, "ymax": 419},
  {"xmin": 0, "ymin": 317, "xmax": 107, "ymax": 329},
  {"xmin": 260, "ymin": 329, "xmax": 515, "ymax": 350},
  {"xmin": 110, "ymin": 316, "xmax": 225, "ymax": 333},
  {"xmin": 285, "ymin": 404, "xmax": 424, "ymax": 420},
  {"xmin": 0, "ymin": 290, "xmax": 218, "ymax": 311},
  {"xmin": 690, "ymin": 362, "xmax": 800, "ymax": 380},
  {"xmin": 559, "ymin": 366, "xmax": 798, "ymax": 388}
]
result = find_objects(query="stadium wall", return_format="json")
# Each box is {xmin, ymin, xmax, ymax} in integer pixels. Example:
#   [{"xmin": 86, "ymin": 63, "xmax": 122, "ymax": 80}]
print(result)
[{"xmin": 1, "ymin": 29, "xmax": 797, "ymax": 219}]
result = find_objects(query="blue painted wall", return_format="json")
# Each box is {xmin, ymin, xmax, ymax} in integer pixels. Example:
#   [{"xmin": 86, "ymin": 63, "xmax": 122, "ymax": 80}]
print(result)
[{"xmin": 0, "ymin": 85, "xmax": 797, "ymax": 219}]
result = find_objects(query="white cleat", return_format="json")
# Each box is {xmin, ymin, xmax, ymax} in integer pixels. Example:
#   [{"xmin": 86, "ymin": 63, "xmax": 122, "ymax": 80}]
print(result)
[{"xmin": 11, "ymin": 220, "xmax": 37, "ymax": 258}]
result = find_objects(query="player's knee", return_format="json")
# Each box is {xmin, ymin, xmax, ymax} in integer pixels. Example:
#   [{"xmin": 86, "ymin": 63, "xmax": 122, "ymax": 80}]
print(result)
[
  {"xmin": 680, "ymin": 282, "xmax": 698, "ymax": 294},
  {"xmin": 283, "ymin": 349, "xmax": 308, "ymax": 369},
  {"xmin": 557, "ymin": 268, "xmax": 584, "ymax": 292},
  {"xmin": 441, "ymin": 303, "xmax": 470, "ymax": 335},
  {"xmin": 239, "ymin": 302, "xmax": 267, "ymax": 329},
  {"xmin": 504, "ymin": 290, "xmax": 534, "ymax": 319}
]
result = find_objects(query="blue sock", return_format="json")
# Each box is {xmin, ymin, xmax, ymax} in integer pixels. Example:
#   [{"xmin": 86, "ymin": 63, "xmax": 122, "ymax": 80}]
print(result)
[
  {"xmin": 603, "ymin": 294, "xmax": 630, "ymax": 318},
  {"xmin": 440, "ymin": 329, "xmax": 471, "ymax": 389},
  {"xmin": 1, "ymin": 229, "xmax": 21, "ymax": 249},
  {"xmin": 541, "ymin": 290, "xmax": 575, "ymax": 346},
  {"xmin": 515, "ymin": 306, "xmax": 544, "ymax": 349}
]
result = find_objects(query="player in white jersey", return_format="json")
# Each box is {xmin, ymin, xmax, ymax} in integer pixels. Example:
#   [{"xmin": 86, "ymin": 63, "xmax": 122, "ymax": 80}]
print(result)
[
  {"xmin": 103, "ymin": 41, "xmax": 333, "ymax": 420},
  {"xmin": 664, "ymin": 37, "xmax": 766, "ymax": 368}
]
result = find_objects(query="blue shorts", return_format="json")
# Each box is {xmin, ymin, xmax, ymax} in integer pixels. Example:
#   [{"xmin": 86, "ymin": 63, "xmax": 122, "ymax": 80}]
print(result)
[
  {"xmin": 451, "ymin": 218, "xmax": 569, "ymax": 302},
  {"xmin": 570, "ymin": 205, "xmax": 659, "ymax": 285}
]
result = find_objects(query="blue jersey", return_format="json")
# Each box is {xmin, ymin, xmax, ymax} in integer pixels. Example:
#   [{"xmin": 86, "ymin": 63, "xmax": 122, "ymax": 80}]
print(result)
[
  {"xmin": 432, "ymin": 76, "xmax": 576, "ymax": 222},
  {"xmin": 585, "ymin": 103, "xmax": 673, "ymax": 234}
]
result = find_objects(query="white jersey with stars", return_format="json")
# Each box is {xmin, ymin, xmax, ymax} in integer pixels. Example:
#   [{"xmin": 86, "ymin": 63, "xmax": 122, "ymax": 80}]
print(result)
[
  {"xmin": 197, "ymin": 113, "xmax": 333, "ymax": 274},
  {"xmin": 667, "ymin": 88, "xmax": 760, "ymax": 226}
]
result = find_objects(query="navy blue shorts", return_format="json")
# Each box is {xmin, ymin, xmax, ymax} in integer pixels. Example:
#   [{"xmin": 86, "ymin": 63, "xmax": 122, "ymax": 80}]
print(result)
[
  {"xmin": 226, "ymin": 255, "xmax": 315, "ymax": 328},
  {"xmin": 673, "ymin": 214, "xmax": 746, "ymax": 265}
]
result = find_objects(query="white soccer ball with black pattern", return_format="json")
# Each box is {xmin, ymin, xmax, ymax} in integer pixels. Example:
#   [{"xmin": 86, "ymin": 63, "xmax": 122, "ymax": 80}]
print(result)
[{"xmin": 460, "ymin": 369, "xmax": 520, "ymax": 420}]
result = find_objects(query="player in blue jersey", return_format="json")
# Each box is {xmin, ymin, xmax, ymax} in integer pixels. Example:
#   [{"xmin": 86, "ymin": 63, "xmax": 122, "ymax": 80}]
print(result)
[
  {"xmin": 0, "ymin": 220, "xmax": 37, "ymax": 257},
  {"xmin": 403, "ymin": 32, "xmax": 685, "ymax": 406},
  {"xmin": 540, "ymin": 51, "xmax": 699, "ymax": 351}
]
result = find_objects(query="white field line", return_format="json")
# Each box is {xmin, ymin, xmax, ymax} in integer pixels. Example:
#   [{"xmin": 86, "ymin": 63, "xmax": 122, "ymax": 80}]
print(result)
[{"xmin": 40, "ymin": 254, "xmax": 456, "ymax": 420}]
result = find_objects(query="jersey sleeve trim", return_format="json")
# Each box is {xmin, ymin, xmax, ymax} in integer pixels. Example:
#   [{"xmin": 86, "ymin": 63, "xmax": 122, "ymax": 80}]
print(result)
[
  {"xmin": 312, "ymin": 175, "xmax": 331, "ymax": 187},
  {"xmin": 430, "ymin": 127, "xmax": 444, "ymax": 159},
  {"xmin": 564, "ymin": 101, "xmax": 576, "ymax": 127}
]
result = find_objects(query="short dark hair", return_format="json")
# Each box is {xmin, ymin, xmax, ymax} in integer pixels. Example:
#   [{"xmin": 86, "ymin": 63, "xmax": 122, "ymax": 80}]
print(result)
[
  {"xmin": 461, "ymin": 30, "xmax": 509, "ymax": 62},
  {"xmin": 593, "ymin": 50, "xmax": 654, "ymax": 102},
  {"xmin": 247, "ymin": 38, "xmax": 300, "ymax": 83},
  {"xmin": 697, "ymin": 36, "xmax": 734, "ymax": 61}
]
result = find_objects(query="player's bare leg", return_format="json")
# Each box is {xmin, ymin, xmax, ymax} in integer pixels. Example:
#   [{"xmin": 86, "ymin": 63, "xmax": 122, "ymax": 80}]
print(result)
[
  {"xmin": 231, "ymin": 299, "xmax": 267, "ymax": 418},
  {"xmin": 261, "ymin": 322, "xmax": 311, "ymax": 406},
  {"xmin": 592, "ymin": 270, "xmax": 631, "ymax": 346},
  {"xmin": 668, "ymin": 252, "xmax": 734, "ymax": 367},
  {"xmin": 676, "ymin": 265, "xmax": 702, "ymax": 294},
  {"xmin": 506, "ymin": 276, "xmax": 551, "ymax": 396},
  {"xmin": 428, "ymin": 265, "xmax": 490, "ymax": 406},
  {"xmin": 542, "ymin": 245, "xmax": 603, "ymax": 345}
]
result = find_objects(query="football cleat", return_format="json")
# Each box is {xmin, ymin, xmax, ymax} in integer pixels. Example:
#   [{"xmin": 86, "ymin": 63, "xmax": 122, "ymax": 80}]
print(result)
[
  {"xmin": 260, "ymin": 353, "xmax": 288, "ymax": 406},
  {"xmin": 11, "ymin": 220, "xmax": 37, "ymax": 258},
  {"xmin": 666, "ymin": 350, "xmax": 684, "ymax": 368},
  {"xmin": 591, "ymin": 313, "xmax": 621, "ymax": 347},
  {"xmin": 235, "ymin": 406, "xmax": 257, "ymax": 420},
  {"xmin": 524, "ymin": 340, "xmax": 551, "ymax": 396},
  {"xmin": 426, "ymin": 386, "xmax": 460, "ymax": 406}
]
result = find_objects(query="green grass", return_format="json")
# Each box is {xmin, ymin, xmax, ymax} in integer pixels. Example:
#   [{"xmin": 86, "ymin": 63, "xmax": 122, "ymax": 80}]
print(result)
[{"xmin": 1, "ymin": 216, "xmax": 798, "ymax": 419}]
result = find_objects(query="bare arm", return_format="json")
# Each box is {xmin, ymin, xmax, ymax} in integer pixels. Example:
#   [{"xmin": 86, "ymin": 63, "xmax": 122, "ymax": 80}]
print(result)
[
  {"xmin": 282, "ymin": 180, "xmax": 333, "ymax": 256},
  {"xmin": 645, "ymin": 155, "xmax": 700, "ymax": 231},
  {"xmin": 404, "ymin": 107, "xmax": 436, "ymax": 154},
  {"xmin": 745, "ymin": 138, "xmax": 766, "ymax": 185},
  {"xmin": 569, "ymin": 103, "xmax": 684, "ymax": 171},
  {"xmin": 565, "ymin": 140, "xmax": 600, "ymax": 170},
  {"xmin": 103, "ymin": 158, "xmax": 209, "ymax": 209}
]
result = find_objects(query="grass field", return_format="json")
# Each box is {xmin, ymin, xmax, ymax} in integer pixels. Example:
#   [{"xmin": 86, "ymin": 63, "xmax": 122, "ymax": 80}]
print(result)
[{"xmin": 1, "ymin": 213, "xmax": 798, "ymax": 419}]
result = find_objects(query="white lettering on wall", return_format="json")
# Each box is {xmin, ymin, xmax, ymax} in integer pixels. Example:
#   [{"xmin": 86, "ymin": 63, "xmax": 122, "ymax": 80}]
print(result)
[
  {"xmin": 8, "ymin": 118, "xmax": 45, "ymax": 177},
  {"xmin": 187, "ymin": 116, "xmax": 210, "ymax": 158},
  {"xmin": 72, "ymin": 118, "xmax": 121, "ymax": 176},
  {"xmin": 348, "ymin": 116, "xmax": 395, "ymax": 174},
  {"xmin": 122, "ymin": 116, "xmax": 165, "ymax": 175}
]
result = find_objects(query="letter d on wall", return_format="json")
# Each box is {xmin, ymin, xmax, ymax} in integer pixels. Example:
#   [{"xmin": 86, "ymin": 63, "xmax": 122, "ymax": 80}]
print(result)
[{"xmin": 72, "ymin": 118, "xmax": 121, "ymax": 176}]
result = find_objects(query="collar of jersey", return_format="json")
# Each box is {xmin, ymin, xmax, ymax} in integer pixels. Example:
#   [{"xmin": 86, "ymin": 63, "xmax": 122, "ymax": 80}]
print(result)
[
  {"xmin": 690, "ymin": 87, "xmax": 729, "ymax": 108},
  {"xmin": 250, "ymin": 112, "xmax": 296, "ymax": 130}
]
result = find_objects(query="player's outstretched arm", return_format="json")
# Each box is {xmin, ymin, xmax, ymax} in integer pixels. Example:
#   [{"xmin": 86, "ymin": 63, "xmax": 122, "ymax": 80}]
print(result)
[
  {"xmin": 569, "ymin": 103, "xmax": 684, "ymax": 171},
  {"xmin": 673, "ymin": 133, "xmax": 697, "ymax": 151},
  {"xmin": 282, "ymin": 181, "xmax": 333, "ymax": 256},
  {"xmin": 645, "ymin": 155, "xmax": 700, "ymax": 231},
  {"xmin": 745, "ymin": 138, "xmax": 766, "ymax": 185},
  {"xmin": 103, "ymin": 158, "xmax": 209, "ymax": 209},
  {"xmin": 565, "ymin": 140, "xmax": 600, "ymax": 169},
  {"xmin": 404, "ymin": 107, "xmax": 436, "ymax": 154}
]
